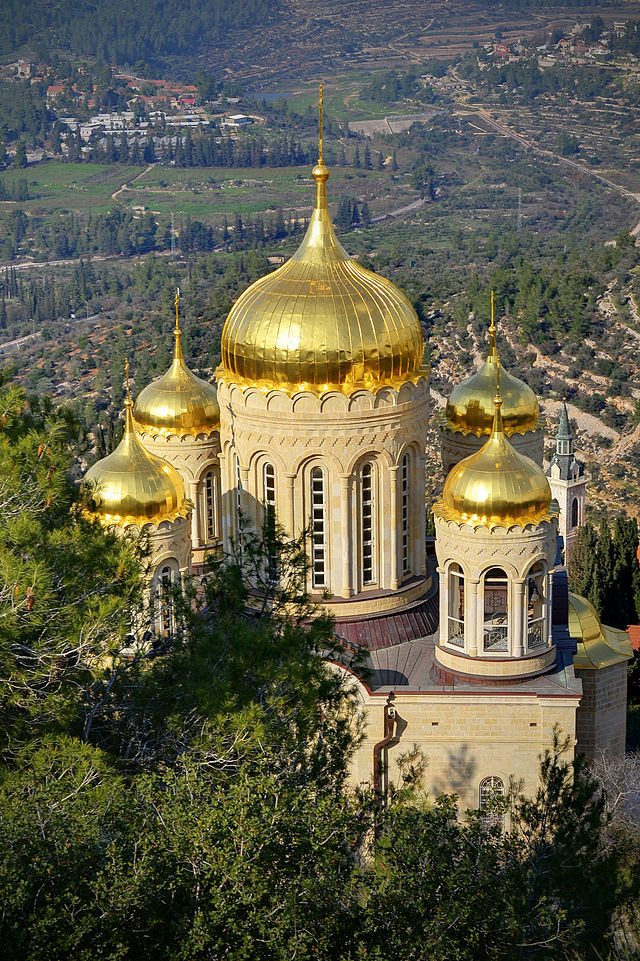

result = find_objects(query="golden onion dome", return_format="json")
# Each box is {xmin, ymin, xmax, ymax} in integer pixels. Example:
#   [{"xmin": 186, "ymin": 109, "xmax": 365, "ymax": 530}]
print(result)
[
  {"xmin": 84, "ymin": 388, "xmax": 188, "ymax": 527},
  {"xmin": 445, "ymin": 319, "xmax": 539, "ymax": 436},
  {"xmin": 218, "ymin": 160, "xmax": 425, "ymax": 394},
  {"xmin": 437, "ymin": 386, "xmax": 552, "ymax": 529},
  {"xmin": 134, "ymin": 309, "xmax": 219, "ymax": 437}
]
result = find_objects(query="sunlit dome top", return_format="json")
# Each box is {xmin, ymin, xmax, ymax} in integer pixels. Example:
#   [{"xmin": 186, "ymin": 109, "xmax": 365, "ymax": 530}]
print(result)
[
  {"xmin": 84, "ymin": 379, "xmax": 188, "ymax": 527},
  {"xmin": 218, "ymin": 159, "xmax": 425, "ymax": 395},
  {"xmin": 445, "ymin": 314, "xmax": 539, "ymax": 436},
  {"xmin": 436, "ymin": 382, "xmax": 552, "ymax": 530},
  {"xmin": 134, "ymin": 302, "xmax": 220, "ymax": 437}
]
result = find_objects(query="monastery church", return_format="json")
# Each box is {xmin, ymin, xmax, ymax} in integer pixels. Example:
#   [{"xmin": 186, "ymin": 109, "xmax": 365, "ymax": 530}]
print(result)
[{"xmin": 83, "ymin": 125, "xmax": 632, "ymax": 811}]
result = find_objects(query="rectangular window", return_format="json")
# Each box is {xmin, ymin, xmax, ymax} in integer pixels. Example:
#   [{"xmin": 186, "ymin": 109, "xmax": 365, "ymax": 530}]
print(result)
[
  {"xmin": 362, "ymin": 463, "xmax": 375, "ymax": 585},
  {"xmin": 311, "ymin": 467, "xmax": 326, "ymax": 589},
  {"xmin": 401, "ymin": 455, "xmax": 410, "ymax": 575}
]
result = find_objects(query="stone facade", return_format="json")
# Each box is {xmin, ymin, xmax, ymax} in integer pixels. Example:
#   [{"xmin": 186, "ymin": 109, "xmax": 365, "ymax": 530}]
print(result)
[{"xmin": 575, "ymin": 662, "xmax": 628, "ymax": 760}]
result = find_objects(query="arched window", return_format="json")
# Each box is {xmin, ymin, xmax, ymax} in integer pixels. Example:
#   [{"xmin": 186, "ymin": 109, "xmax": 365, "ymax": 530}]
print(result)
[
  {"xmin": 263, "ymin": 463, "xmax": 276, "ymax": 510},
  {"xmin": 401, "ymin": 453, "xmax": 410, "ymax": 575},
  {"xmin": 311, "ymin": 466, "xmax": 327, "ymax": 589},
  {"xmin": 479, "ymin": 776, "xmax": 505, "ymax": 828},
  {"xmin": 202, "ymin": 470, "xmax": 217, "ymax": 542},
  {"xmin": 447, "ymin": 563, "xmax": 465, "ymax": 648},
  {"xmin": 361, "ymin": 462, "xmax": 375, "ymax": 586},
  {"xmin": 157, "ymin": 564, "xmax": 176, "ymax": 637},
  {"xmin": 527, "ymin": 563, "xmax": 546, "ymax": 649},
  {"xmin": 483, "ymin": 568, "xmax": 508, "ymax": 652},
  {"xmin": 571, "ymin": 497, "xmax": 579, "ymax": 529},
  {"xmin": 263, "ymin": 463, "xmax": 277, "ymax": 583}
]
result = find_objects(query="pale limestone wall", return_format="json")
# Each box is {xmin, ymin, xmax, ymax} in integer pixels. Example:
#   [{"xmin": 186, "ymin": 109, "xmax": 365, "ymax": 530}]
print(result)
[
  {"xmin": 546, "ymin": 471, "xmax": 587, "ymax": 567},
  {"xmin": 145, "ymin": 514, "xmax": 192, "ymax": 579},
  {"xmin": 575, "ymin": 663, "xmax": 627, "ymax": 760},
  {"xmin": 217, "ymin": 377, "xmax": 431, "ymax": 612},
  {"xmin": 441, "ymin": 426, "xmax": 544, "ymax": 475},
  {"xmin": 344, "ymin": 674, "xmax": 578, "ymax": 810},
  {"xmin": 434, "ymin": 514, "xmax": 558, "ymax": 671},
  {"xmin": 137, "ymin": 430, "xmax": 222, "ymax": 557}
]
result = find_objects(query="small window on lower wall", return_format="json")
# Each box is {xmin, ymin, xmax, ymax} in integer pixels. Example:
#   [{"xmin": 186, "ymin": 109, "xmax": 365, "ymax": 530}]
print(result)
[{"xmin": 479, "ymin": 775, "xmax": 505, "ymax": 828}]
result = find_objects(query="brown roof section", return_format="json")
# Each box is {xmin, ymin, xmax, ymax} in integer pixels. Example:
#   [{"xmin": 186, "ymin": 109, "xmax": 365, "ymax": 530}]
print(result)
[
  {"xmin": 334, "ymin": 592, "xmax": 439, "ymax": 651},
  {"xmin": 628, "ymin": 624, "xmax": 640, "ymax": 653}
]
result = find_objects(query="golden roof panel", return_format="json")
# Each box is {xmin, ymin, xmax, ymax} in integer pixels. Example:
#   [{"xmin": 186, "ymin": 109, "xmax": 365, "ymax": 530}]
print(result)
[
  {"xmin": 435, "ymin": 390, "xmax": 552, "ymax": 529},
  {"xmin": 218, "ymin": 161, "xmax": 424, "ymax": 395},
  {"xmin": 134, "ymin": 311, "xmax": 219, "ymax": 437},
  {"xmin": 568, "ymin": 592, "xmax": 633, "ymax": 670},
  {"xmin": 84, "ymin": 395, "xmax": 188, "ymax": 527}
]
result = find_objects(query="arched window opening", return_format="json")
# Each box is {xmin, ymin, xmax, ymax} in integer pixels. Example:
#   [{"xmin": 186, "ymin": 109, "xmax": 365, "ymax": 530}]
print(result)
[
  {"xmin": 157, "ymin": 564, "xmax": 175, "ymax": 638},
  {"xmin": 362, "ymin": 462, "xmax": 375, "ymax": 585},
  {"xmin": 311, "ymin": 467, "xmax": 327, "ymax": 589},
  {"xmin": 527, "ymin": 563, "xmax": 546, "ymax": 650},
  {"xmin": 571, "ymin": 497, "xmax": 579, "ymax": 529},
  {"xmin": 401, "ymin": 454, "xmax": 410, "ymax": 575},
  {"xmin": 483, "ymin": 568, "xmax": 508, "ymax": 652},
  {"xmin": 447, "ymin": 563, "xmax": 464, "ymax": 648},
  {"xmin": 202, "ymin": 470, "xmax": 217, "ymax": 542},
  {"xmin": 479, "ymin": 776, "xmax": 505, "ymax": 828},
  {"xmin": 263, "ymin": 463, "xmax": 277, "ymax": 584}
]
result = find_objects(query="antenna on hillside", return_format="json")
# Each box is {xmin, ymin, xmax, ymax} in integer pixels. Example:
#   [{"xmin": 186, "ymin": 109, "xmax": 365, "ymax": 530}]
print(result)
[
  {"xmin": 170, "ymin": 211, "xmax": 176, "ymax": 259},
  {"xmin": 517, "ymin": 187, "xmax": 522, "ymax": 233}
]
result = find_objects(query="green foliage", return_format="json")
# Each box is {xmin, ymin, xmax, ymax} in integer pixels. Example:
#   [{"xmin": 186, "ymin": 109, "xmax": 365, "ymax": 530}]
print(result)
[{"xmin": 569, "ymin": 516, "xmax": 640, "ymax": 627}]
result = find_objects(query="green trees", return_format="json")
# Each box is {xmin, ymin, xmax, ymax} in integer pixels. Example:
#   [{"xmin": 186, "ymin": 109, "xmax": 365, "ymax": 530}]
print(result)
[{"xmin": 569, "ymin": 516, "xmax": 640, "ymax": 627}]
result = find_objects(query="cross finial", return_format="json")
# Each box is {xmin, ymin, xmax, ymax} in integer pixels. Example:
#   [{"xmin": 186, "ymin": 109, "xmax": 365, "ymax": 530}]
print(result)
[
  {"xmin": 490, "ymin": 289, "xmax": 495, "ymax": 333},
  {"xmin": 318, "ymin": 82, "xmax": 323, "ymax": 164},
  {"xmin": 174, "ymin": 287, "xmax": 180, "ymax": 332},
  {"xmin": 125, "ymin": 358, "xmax": 131, "ymax": 402}
]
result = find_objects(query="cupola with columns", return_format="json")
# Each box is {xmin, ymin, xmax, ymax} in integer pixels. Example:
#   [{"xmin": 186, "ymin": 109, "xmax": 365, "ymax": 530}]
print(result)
[
  {"xmin": 134, "ymin": 291, "xmax": 222, "ymax": 566},
  {"xmin": 83, "ymin": 362, "xmax": 193, "ymax": 630},
  {"xmin": 433, "ymin": 358, "xmax": 559, "ymax": 682},
  {"xmin": 440, "ymin": 293, "xmax": 545, "ymax": 474}
]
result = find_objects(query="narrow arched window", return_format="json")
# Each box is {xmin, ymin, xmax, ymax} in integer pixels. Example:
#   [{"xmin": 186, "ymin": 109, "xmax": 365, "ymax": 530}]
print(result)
[
  {"xmin": 311, "ymin": 466, "xmax": 327, "ymax": 589},
  {"xmin": 263, "ymin": 463, "xmax": 277, "ymax": 583},
  {"xmin": 362, "ymin": 462, "xmax": 375, "ymax": 585},
  {"xmin": 263, "ymin": 463, "xmax": 276, "ymax": 510},
  {"xmin": 158, "ymin": 564, "xmax": 175, "ymax": 637},
  {"xmin": 447, "ymin": 563, "xmax": 464, "ymax": 648},
  {"xmin": 483, "ymin": 568, "xmax": 508, "ymax": 652},
  {"xmin": 479, "ymin": 776, "xmax": 505, "ymax": 828},
  {"xmin": 527, "ymin": 563, "xmax": 546, "ymax": 650},
  {"xmin": 571, "ymin": 497, "xmax": 579, "ymax": 529},
  {"xmin": 202, "ymin": 470, "xmax": 217, "ymax": 542},
  {"xmin": 401, "ymin": 453, "xmax": 410, "ymax": 575}
]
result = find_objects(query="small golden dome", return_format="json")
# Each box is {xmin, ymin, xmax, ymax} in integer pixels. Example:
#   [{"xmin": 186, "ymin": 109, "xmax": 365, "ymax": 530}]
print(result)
[
  {"xmin": 218, "ymin": 161, "xmax": 425, "ymax": 394},
  {"xmin": 445, "ymin": 321, "xmax": 539, "ymax": 436},
  {"xmin": 437, "ymin": 388, "xmax": 552, "ymax": 529},
  {"xmin": 134, "ymin": 311, "xmax": 219, "ymax": 437},
  {"xmin": 84, "ymin": 392, "xmax": 188, "ymax": 527}
]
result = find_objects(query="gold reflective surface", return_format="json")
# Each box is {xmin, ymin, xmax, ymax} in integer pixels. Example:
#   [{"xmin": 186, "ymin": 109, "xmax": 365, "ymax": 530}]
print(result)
[
  {"xmin": 134, "ymin": 323, "xmax": 220, "ymax": 437},
  {"xmin": 84, "ymin": 400, "xmax": 188, "ymax": 527},
  {"xmin": 445, "ymin": 327, "xmax": 539, "ymax": 436},
  {"xmin": 568, "ymin": 592, "xmax": 633, "ymax": 670},
  {"xmin": 436, "ymin": 397, "xmax": 552, "ymax": 529},
  {"xmin": 219, "ymin": 162, "xmax": 424, "ymax": 394}
]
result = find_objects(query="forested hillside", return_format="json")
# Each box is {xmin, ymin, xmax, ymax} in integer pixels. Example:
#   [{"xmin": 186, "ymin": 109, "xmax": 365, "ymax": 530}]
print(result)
[{"xmin": 0, "ymin": 0, "xmax": 278, "ymax": 67}]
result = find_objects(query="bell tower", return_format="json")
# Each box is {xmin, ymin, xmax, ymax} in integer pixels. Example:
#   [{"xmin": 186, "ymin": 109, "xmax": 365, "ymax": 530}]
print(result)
[{"xmin": 545, "ymin": 403, "xmax": 586, "ymax": 567}]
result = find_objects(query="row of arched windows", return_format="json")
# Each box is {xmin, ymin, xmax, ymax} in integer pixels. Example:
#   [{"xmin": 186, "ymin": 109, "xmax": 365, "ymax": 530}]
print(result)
[
  {"xmin": 229, "ymin": 453, "xmax": 415, "ymax": 592},
  {"xmin": 447, "ymin": 562, "xmax": 547, "ymax": 655}
]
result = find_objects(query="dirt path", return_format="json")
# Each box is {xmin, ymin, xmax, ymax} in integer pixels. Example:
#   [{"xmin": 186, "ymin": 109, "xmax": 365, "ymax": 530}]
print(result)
[{"xmin": 111, "ymin": 163, "xmax": 156, "ymax": 202}]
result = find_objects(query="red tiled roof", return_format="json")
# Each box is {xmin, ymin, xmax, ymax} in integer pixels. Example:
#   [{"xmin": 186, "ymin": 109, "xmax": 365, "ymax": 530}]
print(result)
[
  {"xmin": 335, "ymin": 593, "xmax": 439, "ymax": 651},
  {"xmin": 628, "ymin": 625, "xmax": 640, "ymax": 652}
]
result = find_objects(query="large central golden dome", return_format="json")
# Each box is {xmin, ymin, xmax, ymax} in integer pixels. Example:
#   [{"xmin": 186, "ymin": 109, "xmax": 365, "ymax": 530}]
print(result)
[
  {"xmin": 134, "ymin": 315, "xmax": 220, "ymax": 437},
  {"xmin": 218, "ymin": 161, "xmax": 424, "ymax": 394},
  {"xmin": 445, "ymin": 322, "xmax": 539, "ymax": 436},
  {"xmin": 436, "ymin": 388, "xmax": 552, "ymax": 529}
]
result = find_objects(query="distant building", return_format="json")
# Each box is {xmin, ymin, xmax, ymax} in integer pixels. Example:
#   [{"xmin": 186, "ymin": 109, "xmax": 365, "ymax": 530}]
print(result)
[{"xmin": 221, "ymin": 114, "xmax": 254, "ymax": 127}]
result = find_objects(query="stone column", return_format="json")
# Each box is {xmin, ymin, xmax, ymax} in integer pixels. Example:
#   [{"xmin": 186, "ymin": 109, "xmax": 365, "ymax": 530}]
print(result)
[
  {"xmin": 390, "ymin": 466, "xmax": 399, "ymax": 590},
  {"xmin": 467, "ymin": 577, "xmax": 479, "ymax": 658},
  {"xmin": 437, "ymin": 566, "xmax": 446, "ymax": 645},
  {"xmin": 188, "ymin": 480, "xmax": 199, "ymax": 549},
  {"xmin": 512, "ymin": 579, "xmax": 525, "ymax": 657},
  {"xmin": 339, "ymin": 473, "xmax": 353, "ymax": 598},
  {"xmin": 283, "ymin": 472, "xmax": 295, "ymax": 540}
]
